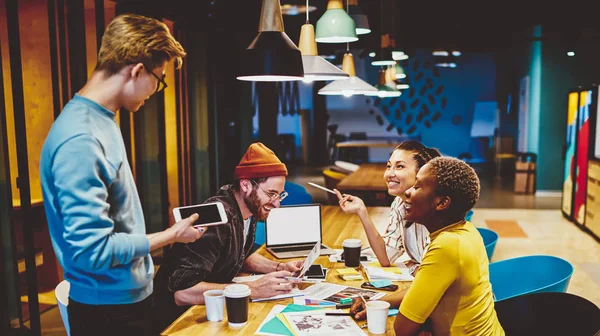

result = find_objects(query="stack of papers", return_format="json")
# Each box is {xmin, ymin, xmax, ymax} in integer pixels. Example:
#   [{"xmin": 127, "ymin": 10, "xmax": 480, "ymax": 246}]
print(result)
[
  {"xmin": 336, "ymin": 268, "xmax": 364, "ymax": 281},
  {"xmin": 255, "ymin": 304, "xmax": 366, "ymax": 336},
  {"xmin": 364, "ymin": 262, "xmax": 414, "ymax": 282}
]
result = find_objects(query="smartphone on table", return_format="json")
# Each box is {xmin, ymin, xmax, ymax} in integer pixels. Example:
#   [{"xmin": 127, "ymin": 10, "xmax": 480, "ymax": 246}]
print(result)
[
  {"xmin": 304, "ymin": 264, "xmax": 326, "ymax": 279},
  {"xmin": 172, "ymin": 202, "xmax": 228, "ymax": 227},
  {"xmin": 361, "ymin": 281, "xmax": 399, "ymax": 291}
]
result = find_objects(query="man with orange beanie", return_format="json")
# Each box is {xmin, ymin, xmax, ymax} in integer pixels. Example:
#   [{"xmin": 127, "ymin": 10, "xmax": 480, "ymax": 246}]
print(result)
[{"xmin": 152, "ymin": 142, "xmax": 303, "ymax": 331}]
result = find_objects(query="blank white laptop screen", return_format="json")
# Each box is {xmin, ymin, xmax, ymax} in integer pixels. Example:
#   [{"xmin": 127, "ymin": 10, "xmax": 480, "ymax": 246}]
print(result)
[{"xmin": 266, "ymin": 205, "xmax": 321, "ymax": 246}]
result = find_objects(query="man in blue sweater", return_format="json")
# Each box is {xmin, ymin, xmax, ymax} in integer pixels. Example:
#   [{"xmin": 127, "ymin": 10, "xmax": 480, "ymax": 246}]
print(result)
[{"xmin": 40, "ymin": 14, "xmax": 203, "ymax": 336}]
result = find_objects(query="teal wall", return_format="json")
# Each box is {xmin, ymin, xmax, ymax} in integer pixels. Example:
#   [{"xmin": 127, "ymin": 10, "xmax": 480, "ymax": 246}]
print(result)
[{"xmin": 520, "ymin": 26, "xmax": 600, "ymax": 191}]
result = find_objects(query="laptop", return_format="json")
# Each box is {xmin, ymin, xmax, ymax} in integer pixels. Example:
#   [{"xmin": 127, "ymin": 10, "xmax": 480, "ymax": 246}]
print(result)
[{"xmin": 265, "ymin": 204, "xmax": 335, "ymax": 259}]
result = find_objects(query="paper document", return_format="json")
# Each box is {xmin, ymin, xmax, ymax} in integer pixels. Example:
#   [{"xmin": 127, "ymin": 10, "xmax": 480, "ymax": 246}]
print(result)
[
  {"xmin": 282, "ymin": 310, "xmax": 367, "ymax": 336},
  {"xmin": 363, "ymin": 261, "xmax": 414, "ymax": 281},
  {"xmin": 302, "ymin": 283, "xmax": 386, "ymax": 303},
  {"xmin": 297, "ymin": 241, "xmax": 321, "ymax": 278},
  {"xmin": 256, "ymin": 304, "xmax": 327, "ymax": 336}
]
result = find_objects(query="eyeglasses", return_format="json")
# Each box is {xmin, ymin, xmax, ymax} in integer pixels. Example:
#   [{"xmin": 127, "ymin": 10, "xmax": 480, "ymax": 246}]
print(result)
[
  {"xmin": 251, "ymin": 180, "xmax": 288, "ymax": 202},
  {"xmin": 143, "ymin": 64, "xmax": 168, "ymax": 93}
]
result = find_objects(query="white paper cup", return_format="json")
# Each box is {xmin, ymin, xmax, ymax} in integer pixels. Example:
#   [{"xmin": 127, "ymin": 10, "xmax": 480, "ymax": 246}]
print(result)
[
  {"xmin": 203, "ymin": 289, "xmax": 225, "ymax": 322},
  {"xmin": 366, "ymin": 300, "xmax": 390, "ymax": 335}
]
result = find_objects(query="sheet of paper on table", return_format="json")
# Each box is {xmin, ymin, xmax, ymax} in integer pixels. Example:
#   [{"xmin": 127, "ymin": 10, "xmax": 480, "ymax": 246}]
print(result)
[
  {"xmin": 362, "ymin": 261, "xmax": 414, "ymax": 282},
  {"xmin": 255, "ymin": 304, "xmax": 328, "ymax": 336},
  {"xmin": 302, "ymin": 283, "xmax": 386, "ymax": 303},
  {"xmin": 282, "ymin": 310, "xmax": 367, "ymax": 336}
]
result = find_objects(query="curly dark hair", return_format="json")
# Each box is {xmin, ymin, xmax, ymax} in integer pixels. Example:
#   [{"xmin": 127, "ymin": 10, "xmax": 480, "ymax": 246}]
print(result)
[
  {"xmin": 395, "ymin": 141, "xmax": 442, "ymax": 172},
  {"xmin": 428, "ymin": 157, "xmax": 480, "ymax": 215}
]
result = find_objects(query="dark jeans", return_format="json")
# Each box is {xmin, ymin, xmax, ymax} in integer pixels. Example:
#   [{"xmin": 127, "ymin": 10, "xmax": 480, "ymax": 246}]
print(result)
[{"xmin": 68, "ymin": 295, "xmax": 152, "ymax": 336}]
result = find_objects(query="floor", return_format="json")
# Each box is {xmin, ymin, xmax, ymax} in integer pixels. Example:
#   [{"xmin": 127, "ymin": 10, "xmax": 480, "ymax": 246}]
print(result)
[{"xmin": 31, "ymin": 162, "xmax": 599, "ymax": 335}]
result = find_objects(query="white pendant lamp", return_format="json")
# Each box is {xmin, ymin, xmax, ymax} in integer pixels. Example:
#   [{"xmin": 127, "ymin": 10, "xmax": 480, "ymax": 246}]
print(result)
[
  {"xmin": 299, "ymin": 1, "xmax": 350, "ymax": 82},
  {"xmin": 318, "ymin": 52, "xmax": 377, "ymax": 96}
]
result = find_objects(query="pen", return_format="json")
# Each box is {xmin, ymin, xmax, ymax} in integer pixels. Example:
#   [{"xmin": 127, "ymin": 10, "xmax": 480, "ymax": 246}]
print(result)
[
  {"xmin": 358, "ymin": 293, "xmax": 368, "ymax": 306},
  {"xmin": 307, "ymin": 182, "xmax": 337, "ymax": 195}
]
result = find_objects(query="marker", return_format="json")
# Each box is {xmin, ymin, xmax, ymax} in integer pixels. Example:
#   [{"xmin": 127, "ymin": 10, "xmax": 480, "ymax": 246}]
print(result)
[
  {"xmin": 325, "ymin": 312, "xmax": 353, "ymax": 316},
  {"xmin": 307, "ymin": 182, "xmax": 337, "ymax": 195}
]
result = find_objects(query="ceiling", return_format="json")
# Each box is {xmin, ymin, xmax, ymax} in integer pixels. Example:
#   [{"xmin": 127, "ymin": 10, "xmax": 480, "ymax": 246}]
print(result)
[{"xmin": 117, "ymin": 0, "xmax": 600, "ymax": 55}]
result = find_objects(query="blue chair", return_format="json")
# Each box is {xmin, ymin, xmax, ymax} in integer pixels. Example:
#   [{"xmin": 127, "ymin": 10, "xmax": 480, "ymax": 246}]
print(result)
[
  {"xmin": 465, "ymin": 209, "xmax": 474, "ymax": 221},
  {"xmin": 489, "ymin": 255, "xmax": 574, "ymax": 302},
  {"xmin": 477, "ymin": 227, "xmax": 498, "ymax": 261},
  {"xmin": 281, "ymin": 181, "xmax": 313, "ymax": 206},
  {"xmin": 252, "ymin": 182, "xmax": 313, "ymax": 252}
]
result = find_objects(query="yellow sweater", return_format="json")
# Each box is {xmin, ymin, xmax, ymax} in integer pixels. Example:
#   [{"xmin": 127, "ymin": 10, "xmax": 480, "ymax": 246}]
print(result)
[{"xmin": 399, "ymin": 221, "xmax": 504, "ymax": 336}]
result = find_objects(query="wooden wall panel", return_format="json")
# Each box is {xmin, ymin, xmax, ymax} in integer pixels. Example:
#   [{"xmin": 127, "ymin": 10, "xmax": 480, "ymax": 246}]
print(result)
[
  {"xmin": 84, "ymin": 0, "xmax": 97, "ymax": 78},
  {"xmin": 164, "ymin": 19, "xmax": 179, "ymax": 226},
  {"xmin": 0, "ymin": 0, "xmax": 17, "ymax": 206},
  {"xmin": 18, "ymin": 0, "xmax": 55, "ymax": 204}
]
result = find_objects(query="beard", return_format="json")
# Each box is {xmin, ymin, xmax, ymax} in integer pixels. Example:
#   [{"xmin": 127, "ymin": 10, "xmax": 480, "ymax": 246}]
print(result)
[{"xmin": 244, "ymin": 189, "xmax": 267, "ymax": 220}]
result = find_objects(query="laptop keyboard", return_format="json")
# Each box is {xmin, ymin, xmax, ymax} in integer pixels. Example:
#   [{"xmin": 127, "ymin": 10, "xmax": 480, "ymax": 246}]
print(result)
[{"xmin": 271, "ymin": 245, "xmax": 328, "ymax": 253}]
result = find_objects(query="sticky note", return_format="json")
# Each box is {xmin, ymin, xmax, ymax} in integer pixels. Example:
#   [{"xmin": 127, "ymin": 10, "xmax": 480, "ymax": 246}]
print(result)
[{"xmin": 370, "ymin": 279, "xmax": 393, "ymax": 288}]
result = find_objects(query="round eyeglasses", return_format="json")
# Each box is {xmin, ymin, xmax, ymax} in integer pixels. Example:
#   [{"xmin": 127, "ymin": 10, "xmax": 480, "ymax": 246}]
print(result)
[{"xmin": 251, "ymin": 180, "xmax": 288, "ymax": 202}]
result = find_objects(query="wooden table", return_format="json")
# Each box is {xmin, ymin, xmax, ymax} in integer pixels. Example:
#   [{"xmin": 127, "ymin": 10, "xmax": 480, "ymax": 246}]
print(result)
[
  {"xmin": 161, "ymin": 206, "xmax": 409, "ymax": 335},
  {"xmin": 336, "ymin": 163, "xmax": 393, "ymax": 206}
]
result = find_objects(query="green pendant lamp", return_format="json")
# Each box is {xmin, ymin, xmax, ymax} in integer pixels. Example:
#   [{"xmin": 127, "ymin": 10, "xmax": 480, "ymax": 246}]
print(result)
[
  {"xmin": 315, "ymin": 0, "xmax": 358, "ymax": 43},
  {"xmin": 366, "ymin": 68, "xmax": 401, "ymax": 98},
  {"xmin": 237, "ymin": 0, "xmax": 304, "ymax": 81}
]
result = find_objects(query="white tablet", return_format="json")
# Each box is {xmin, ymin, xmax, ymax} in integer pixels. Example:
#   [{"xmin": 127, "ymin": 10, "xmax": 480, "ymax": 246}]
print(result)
[{"xmin": 172, "ymin": 202, "xmax": 228, "ymax": 227}]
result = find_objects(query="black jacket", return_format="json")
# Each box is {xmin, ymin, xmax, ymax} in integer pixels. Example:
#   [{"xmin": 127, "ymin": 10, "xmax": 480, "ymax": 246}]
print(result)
[{"xmin": 151, "ymin": 185, "xmax": 257, "ymax": 333}]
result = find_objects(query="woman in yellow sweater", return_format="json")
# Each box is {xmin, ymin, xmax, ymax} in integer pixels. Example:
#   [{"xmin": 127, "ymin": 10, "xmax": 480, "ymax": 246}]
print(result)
[{"xmin": 351, "ymin": 157, "xmax": 504, "ymax": 336}]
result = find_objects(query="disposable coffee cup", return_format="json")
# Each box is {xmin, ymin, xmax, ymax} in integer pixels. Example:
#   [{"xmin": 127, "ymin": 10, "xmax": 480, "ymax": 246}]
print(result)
[
  {"xmin": 342, "ymin": 239, "xmax": 362, "ymax": 267},
  {"xmin": 366, "ymin": 300, "xmax": 390, "ymax": 334},
  {"xmin": 223, "ymin": 284, "xmax": 251, "ymax": 328},
  {"xmin": 203, "ymin": 289, "xmax": 225, "ymax": 322}
]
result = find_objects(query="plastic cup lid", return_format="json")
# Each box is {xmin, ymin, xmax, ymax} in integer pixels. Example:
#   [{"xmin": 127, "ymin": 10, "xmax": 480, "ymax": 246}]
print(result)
[
  {"xmin": 342, "ymin": 239, "xmax": 362, "ymax": 248},
  {"xmin": 223, "ymin": 284, "xmax": 251, "ymax": 298}
]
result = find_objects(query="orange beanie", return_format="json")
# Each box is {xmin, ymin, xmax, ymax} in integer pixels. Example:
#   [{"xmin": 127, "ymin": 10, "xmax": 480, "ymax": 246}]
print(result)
[{"xmin": 234, "ymin": 142, "xmax": 288, "ymax": 179}]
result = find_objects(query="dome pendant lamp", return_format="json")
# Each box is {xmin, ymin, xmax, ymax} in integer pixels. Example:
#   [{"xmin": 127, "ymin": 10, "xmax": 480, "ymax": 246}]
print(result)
[
  {"xmin": 366, "ymin": 68, "xmax": 401, "ymax": 98},
  {"xmin": 315, "ymin": 0, "xmax": 358, "ymax": 43},
  {"xmin": 347, "ymin": 0, "xmax": 370, "ymax": 35},
  {"xmin": 299, "ymin": 0, "xmax": 350, "ymax": 82},
  {"xmin": 318, "ymin": 51, "xmax": 377, "ymax": 96},
  {"xmin": 237, "ymin": 0, "xmax": 304, "ymax": 81}
]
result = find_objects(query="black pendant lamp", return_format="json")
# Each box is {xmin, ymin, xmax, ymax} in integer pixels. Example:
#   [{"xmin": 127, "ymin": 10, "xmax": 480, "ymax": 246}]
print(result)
[{"xmin": 237, "ymin": 0, "xmax": 304, "ymax": 81}]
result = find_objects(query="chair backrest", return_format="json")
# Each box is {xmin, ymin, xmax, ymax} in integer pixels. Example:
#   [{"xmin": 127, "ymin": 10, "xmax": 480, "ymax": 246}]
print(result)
[
  {"xmin": 322, "ymin": 169, "xmax": 347, "ymax": 204},
  {"xmin": 334, "ymin": 160, "xmax": 360, "ymax": 173},
  {"xmin": 476, "ymin": 227, "xmax": 498, "ymax": 261},
  {"xmin": 494, "ymin": 292, "xmax": 600, "ymax": 336},
  {"xmin": 55, "ymin": 280, "xmax": 71, "ymax": 336},
  {"xmin": 489, "ymin": 255, "xmax": 574, "ymax": 302},
  {"xmin": 281, "ymin": 181, "xmax": 313, "ymax": 206}
]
